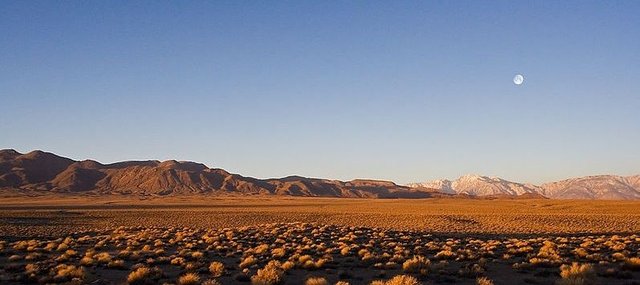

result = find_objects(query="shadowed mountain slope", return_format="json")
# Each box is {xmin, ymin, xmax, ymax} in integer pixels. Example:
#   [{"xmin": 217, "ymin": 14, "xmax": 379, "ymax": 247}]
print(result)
[{"xmin": 0, "ymin": 149, "xmax": 435, "ymax": 198}]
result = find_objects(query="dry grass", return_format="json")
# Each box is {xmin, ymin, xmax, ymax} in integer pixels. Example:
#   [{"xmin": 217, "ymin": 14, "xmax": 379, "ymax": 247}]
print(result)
[
  {"xmin": 208, "ymin": 261, "xmax": 225, "ymax": 277},
  {"xmin": 251, "ymin": 260, "xmax": 284, "ymax": 285},
  {"xmin": 305, "ymin": 277, "xmax": 329, "ymax": 285},
  {"xmin": 557, "ymin": 263, "xmax": 595, "ymax": 285},
  {"xmin": 402, "ymin": 255, "xmax": 431, "ymax": 274},
  {"xmin": 240, "ymin": 255, "xmax": 257, "ymax": 269},
  {"xmin": 382, "ymin": 275, "xmax": 421, "ymax": 285},
  {"xmin": 127, "ymin": 266, "xmax": 162, "ymax": 284},
  {"xmin": 1, "ymin": 197, "xmax": 639, "ymax": 284},
  {"xmin": 476, "ymin": 277, "xmax": 494, "ymax": 285},
  {"xmin": 2, "ymin": 197, "xmax": 640, "ymax": 236},
  {"xmin": 177, "ymin": 273, "xmax": 201, "ymax": 285},
  {"xmin": 108, "ymin": 259, "xmax": 126, "ymax": 269},
  {"xmin": 53, "ymin": 264, "xmax": 85, "ymax": 281}
]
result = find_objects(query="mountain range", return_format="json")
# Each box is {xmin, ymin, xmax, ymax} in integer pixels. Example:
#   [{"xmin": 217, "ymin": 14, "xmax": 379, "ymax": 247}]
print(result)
[
  {"xmin": 0, "ymin": 149, "xmax": 638, "ymax": 200},
  {"xmin": 408, "ymin": 174, "xmax": 640, "ymax": 200},
  {"xmin": 0, "ymin": 149, "xmax": 436, "ymax": 198}
]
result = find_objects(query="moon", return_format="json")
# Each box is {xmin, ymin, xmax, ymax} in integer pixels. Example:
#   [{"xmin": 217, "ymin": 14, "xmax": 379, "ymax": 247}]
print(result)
[{"xmin": 513, "ymin": 74, "xmax": 524, "ymax": 85}]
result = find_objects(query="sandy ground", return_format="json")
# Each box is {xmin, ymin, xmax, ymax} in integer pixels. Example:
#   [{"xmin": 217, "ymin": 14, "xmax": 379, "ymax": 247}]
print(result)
[
  {"xmin": 1, "ymin": 196, "xmax": 639, "ymax": 284},
  {"xmin": 1, "ymin": 196, "xmax": 639, "ymax": 238}
]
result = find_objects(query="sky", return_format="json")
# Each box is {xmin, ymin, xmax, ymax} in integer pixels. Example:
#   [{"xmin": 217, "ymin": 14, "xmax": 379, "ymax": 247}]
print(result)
[{"xmin": 1, "ymin": 1, "xmax": 639, "ymax": 185}]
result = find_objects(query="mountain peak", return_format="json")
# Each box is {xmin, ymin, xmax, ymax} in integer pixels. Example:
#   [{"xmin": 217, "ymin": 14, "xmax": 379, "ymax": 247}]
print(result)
[
  {"xmin": 1, "ymin": 149, "xmax": 638, "ymax": 200},
  {"xmin": 410, "ymin": 173, "xmax": 640, "ymax": 200},
  {"xmin": 0, "ymin": 149, "xmax": 22, "ymax": 161},
  {"xmin": 0, "ymin": 149, "xmax": 422, "ymax": 198}
]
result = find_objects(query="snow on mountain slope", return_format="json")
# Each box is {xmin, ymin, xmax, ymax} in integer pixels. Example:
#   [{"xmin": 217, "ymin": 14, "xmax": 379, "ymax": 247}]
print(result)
[
  {"xmin": 407, "ymin": 179, "xmax": 455, "ymax": 194},
  {"xmin": 452, "ymin": 175, "xmax": 543, "ymax": 196},
  {"xmin": 409, "ymin": 174, "xmax": 640, "ymax": 200},
  {"xmin": 409, "ymin": 175, "xmax": 542, "ymax": 196},
  {"xmin": 541, "ymin": 175, "xmax": 640, "ymax": 200}
]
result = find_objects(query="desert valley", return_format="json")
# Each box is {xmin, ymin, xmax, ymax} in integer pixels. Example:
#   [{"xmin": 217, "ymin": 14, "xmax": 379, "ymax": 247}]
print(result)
[
  {"xmin": 2, "ymin": 149, "xmax": 639, "ymax": 200},
  {"xmin": 1, "ymin": 150, "xmax": 639, "ymax": 285},
  {"xmin": 2, "ymin": 1, "xmax": 638, "ymax": 284}
]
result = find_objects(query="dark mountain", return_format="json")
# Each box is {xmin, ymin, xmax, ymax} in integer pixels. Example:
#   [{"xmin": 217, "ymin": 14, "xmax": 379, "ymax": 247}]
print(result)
[{"xmin": 0, "ymin": 149, "xmax": 435, "ymax": 198}]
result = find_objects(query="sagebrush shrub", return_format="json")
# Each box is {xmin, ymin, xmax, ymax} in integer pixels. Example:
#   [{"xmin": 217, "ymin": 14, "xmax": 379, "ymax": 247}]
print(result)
[
  {"xmin": 557, "ymin": 263, "xmax": 595, "ymax": 285},
  {"xmin": 209, "ymin": 261, "xmax": 225, "ymax": 277}
]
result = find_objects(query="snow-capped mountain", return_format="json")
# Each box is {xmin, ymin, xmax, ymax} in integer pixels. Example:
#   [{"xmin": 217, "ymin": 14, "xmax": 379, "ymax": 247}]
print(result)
[
  {"xmin": 408, "ymin": 174, "xmax": 640, "ymax": 200},
  {"xmin": 541, "ymin": 175, "xmax": 640, "ymax": 200},
  {"xmin": 408, "ymin": 179, "xmax": 456, "ymax": 194},
  {"xmin": 408, "ymin": 174, "xmax": 542, "ymax": 196}
]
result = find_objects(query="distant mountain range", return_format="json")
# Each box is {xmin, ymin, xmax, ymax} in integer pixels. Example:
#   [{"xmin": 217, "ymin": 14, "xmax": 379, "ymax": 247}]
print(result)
[
  {"xmin": 0, "ymin": 149, "xmax": 438, "ymax": 198},
  {"xmin": 0, "ymin": 149, "xmax": 638, "ymax": 200},
  {"xmin": 408, "ymin": 174, "xmax": 640, "ymax": 200}
]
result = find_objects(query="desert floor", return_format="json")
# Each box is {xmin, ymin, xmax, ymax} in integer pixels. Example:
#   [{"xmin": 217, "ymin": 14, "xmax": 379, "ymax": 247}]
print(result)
[{"xmin": 1, "ymin": 196, "xmax": 639, "ymax": 284}]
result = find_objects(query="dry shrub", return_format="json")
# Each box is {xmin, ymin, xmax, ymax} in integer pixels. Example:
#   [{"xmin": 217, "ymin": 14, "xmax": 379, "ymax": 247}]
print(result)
[
  {"xmin": 458, "ymin": 263, "xmax": 485, "ymax": 277},
  {"xmin": 108, "ymin": 259, "xmax": 126, "ymax": 269},
  {"xmin": 178, "ymin": 273, "xmax": 201, "ymax": 285},
  {"xmin": 573, "ymin": 248, "xmax": 588, "ymax": 258},
  {"xmin": 557, "ymin": 263, "xmax": 595, "ymax": 285},
  {"xmin": 402, "ymin": 255, "xmax": 431, "ymax": 274},
  {"xmin": 192, "ymin": 251, "xmax": 205, "ymax": 259},
  {"xmin": 512, "ymin": 262, "xmax": 532, "ymax": 271},
  {"xmin": 80, "ymin": 255, "xmax": 94, "ymax": 266},
  {"xmin": 65, "ymin": 249, "xmax": 78, "ymax": 256},
  {"xmin": 240, "ymin": 255, "xmax": 257, "ymax": 269},
  {"xmin": 254, "ymin": 244, "xmax": 270, "ymax": 254},
  {"xmin": 251, "ymin": 260, "xmax": 284, "ymax": 285},
  {"xmin": 335, "ymin": 282, "xmax": 350, "ymax": 285},
  {"xmin": 623, "ymin": 257, "xmax": 640, "ymax": 271},
  {"xmin": 127, "ymin": 266, "xmax": 162, "ymax": 284},
  {"xmin": 476, "ymin": 277, "xmax": 494, "ymax": 285},
  {"xmin": 57, "ymin": 243, "xmax": 69, "ymax": 251},
  {"xmin": 202, "ymin": 279, "xmax": 222, "ymax": 285},
  {"xmin": 434, "ymin": 250, "xmax": 455, "ymax": 260},
  {"xmin": 25, "ymin": 263, "xmax": 39, "ymax": 274},
  {"xmin": 281, "ymin": 261, "xmax": 295, "ymax": 271},
  {"xmin": 209, "ymin": 261, "xmax": 225, "ymax": 277},
  {"xmin": 94, "ymin": 252, "xmax": 112, "ymax": 264},
  {"xmin": 54, "ymin": 264, "xmax": 85, "ymax": 281},
  {"xmin": 271, "ymin": 248, "xmax": 286, "ymax": 258},
  {"xmin": 305, "ymin": 277, "xmax": 328, "ymax": 285},
  {"xmin": 172, "ymin": 257, "xmax": 186, "ymax": 265},
  {"xmin": 44, "ymin": 242, "xmax": 57, "ymax": 251},
  {"xmin": 611, "ymin": 252, "xmax": 626, "ymax": 261},
  {"xmin": 184, "ymin": 262, "xmax": 201, "ymax": 272},
  {"xmin": 384, "ymin": 275, "xmax": 421, "ymax": 285},
  {"xmin": 119, "ymin": 249, "xmax": 132, "ymax": 259},
  {"xmin": 298, "ymin": 255, "xmax": 313, "ymax": 264},
  {"xmin": 301, "ymin": 257, "xmax": 328, "ymax": 270}
]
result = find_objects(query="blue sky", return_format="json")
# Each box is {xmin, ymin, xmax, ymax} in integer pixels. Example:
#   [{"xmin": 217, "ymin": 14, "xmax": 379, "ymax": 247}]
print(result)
[{"xmin": 1, "ymin": 1, "xmax": 639, "ymax": 184}]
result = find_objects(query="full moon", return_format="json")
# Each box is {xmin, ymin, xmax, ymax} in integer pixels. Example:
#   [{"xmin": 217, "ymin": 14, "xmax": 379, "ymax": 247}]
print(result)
[{"xmin": 513, "ymin": 74, "xmax": 524, "ymax": 85}]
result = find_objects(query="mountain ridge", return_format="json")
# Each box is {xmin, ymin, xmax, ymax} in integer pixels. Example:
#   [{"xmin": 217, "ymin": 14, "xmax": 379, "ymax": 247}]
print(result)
[
  {"xmin": 0, "ymin": 149, "xmax": 442, "ymax": 198},
  {"xmin": 1, "ymin": 149, "xmax": 638, "ymax": 199},
  {"xmin": 409, "ymin": 174, "xmax": 640, "ymax": 200}
]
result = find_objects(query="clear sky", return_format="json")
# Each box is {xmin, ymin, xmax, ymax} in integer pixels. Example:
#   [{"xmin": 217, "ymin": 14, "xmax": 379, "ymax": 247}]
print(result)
[{"xmin": 1, "ymin": 1, "xmax": 639, "ymax": 184}]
